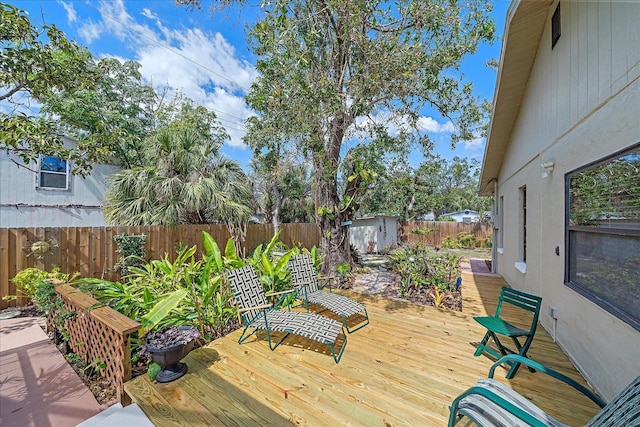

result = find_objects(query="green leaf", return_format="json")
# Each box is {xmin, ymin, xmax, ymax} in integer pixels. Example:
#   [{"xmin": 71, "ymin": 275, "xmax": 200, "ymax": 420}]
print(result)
[
  {"xmin": 261, "ymin": 253, "xmax": 274, "ymax": 277},
  {"xmin": 140, "ymin": 289, "xmax": 188, "ymax": 334},
  {"xmin": 202, "ymin": 231, "xmax": 222, "ymax": 271},
  {"xmin": 148, "ymin": 363, "xmax": 161, "ymax": 382},
  {"xmin": 224, "ymin": 238, "xmax": 237, "ymax": 260}
]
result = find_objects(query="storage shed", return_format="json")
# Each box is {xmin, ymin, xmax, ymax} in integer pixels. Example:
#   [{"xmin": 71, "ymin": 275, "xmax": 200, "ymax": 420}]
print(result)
[{"xmin": 349, "ymin": 215, "xmax": 398, "ymax": 254}]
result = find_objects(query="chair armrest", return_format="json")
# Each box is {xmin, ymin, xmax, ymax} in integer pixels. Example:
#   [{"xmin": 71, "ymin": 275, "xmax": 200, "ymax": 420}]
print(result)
[
  {"xmin": 266, "ymin": 289, "xmax": 297, "ymax": 297},
  {"xmin": 489, "ymin": 355, "xmax": 606, "ymax": 408},
  {"xmin": 448, "ymin": 386, "xmax": 548, "ymax": 427},
  {"xmin": 318, "ymin": 275, "xmax": 335, "ymax": 291},
  {"xmin": 238, "ymin": 304, "xmax": 273, "ymax": 313},
  {"xmin": 266, "ymin": 288, "xmax": 299, "ymax": 309}
]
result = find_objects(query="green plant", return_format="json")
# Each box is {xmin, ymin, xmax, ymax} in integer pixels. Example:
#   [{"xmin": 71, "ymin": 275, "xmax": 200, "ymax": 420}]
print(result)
[
  {"xmin": 430, "ymin": 287, "xmax": 446, "ymax": 309},
  {"xmin": 7, "ymin": 267, "xmax": 76, "ymax": 301},
  {"xmin": 113, "ymin": 233, "xmax": 147, "ymax": 277},
  {"xmin": 410, "ymin": 226, "xmax": 437, "ymax": 235},
  {"xmin": 79, "ymin": 232, "xmax": 242, "ymax": 344},
  {"xmin": 8, "ymin": 268, "xmax": 50, "ymax": 300},
  {"xmin": 457, "ymin": 232, "xmax": 476, "ymax": 249},
  {"xmin": 441, "ymin": 236, "xmax": 462, "ymax": 249},
  {"xmin": 84, "ymin": 358, "xmax": 107, "ymax": 377}
]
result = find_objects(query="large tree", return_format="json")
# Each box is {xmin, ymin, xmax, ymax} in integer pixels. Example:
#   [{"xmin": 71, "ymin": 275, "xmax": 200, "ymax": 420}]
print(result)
[
  {"xmin": 1, "ymin": 3, "xmax": 99, "ymax": 172},
  {"xmin": 42, "ymin": 58, "xmax": 158, "ymax": 169},
  {"xmin": 180, "ymin": 0, "xmax": 494, "ymax": 272}
]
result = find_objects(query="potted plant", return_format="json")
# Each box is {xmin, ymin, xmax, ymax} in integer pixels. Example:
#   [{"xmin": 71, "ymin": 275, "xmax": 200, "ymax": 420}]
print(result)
[{"xmin": 141, "ymin": 326, "xmax": 200, "ymax": 383}]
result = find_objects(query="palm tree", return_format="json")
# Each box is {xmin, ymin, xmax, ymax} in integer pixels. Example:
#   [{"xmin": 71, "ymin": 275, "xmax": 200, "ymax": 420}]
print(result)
[{"xmin": 104, "ymin": 129, "xmax": 253, "ymax": 226}]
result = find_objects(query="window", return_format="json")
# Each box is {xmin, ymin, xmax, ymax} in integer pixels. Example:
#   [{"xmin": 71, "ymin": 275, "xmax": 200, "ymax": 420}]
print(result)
[
  {"xmin": 551, "ymin": 3, "xmax": 561, "ymax": 49},
  {"xmin": 566, "ymin": 144, "xmax": 640, "ymax": 331},
  {"xmin": 37, "ymin": 155, "xmax": 69, "ymax": 190},
  {"xmin": 498, "ymin": 196, "xmax": 504, "ymax": 250},
  {"xmin": 520, "ymin": 186, "xmax": 527, "ymax": 263}
]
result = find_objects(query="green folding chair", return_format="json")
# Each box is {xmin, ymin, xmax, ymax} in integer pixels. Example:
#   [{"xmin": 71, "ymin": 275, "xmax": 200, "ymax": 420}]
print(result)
[
  {"xmin": 448, "ymin": 354, "xmax": 640, "ymax": 427},
  {"xmin": 473, "ymin": 286, "xmax": 542, "ymax": 379},
  {"xmin": 226, "ymin": 265, "xmax": 348, "ymax": 363},
  {"xmin": 287, "ymin": 254, "xmax": 369, "ymax": 333}
]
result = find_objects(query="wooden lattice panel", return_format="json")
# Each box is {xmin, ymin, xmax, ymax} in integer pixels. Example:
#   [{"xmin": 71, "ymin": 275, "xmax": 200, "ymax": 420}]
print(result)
[{"xmin": 51, "ymin": 282, "xmax": 139, "ymax": 403}]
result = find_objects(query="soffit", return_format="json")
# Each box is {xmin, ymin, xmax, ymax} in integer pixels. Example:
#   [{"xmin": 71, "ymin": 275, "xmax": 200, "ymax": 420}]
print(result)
[{"xmin": 479, "ymin": 0, "xmax": 553, "ymax": 195}]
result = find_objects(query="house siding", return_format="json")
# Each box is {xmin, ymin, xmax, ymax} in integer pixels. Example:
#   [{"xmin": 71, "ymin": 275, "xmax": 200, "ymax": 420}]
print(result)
[
  {"xmin": 495, "ymin": 0, "xmax": 640, "ymax": 400},
  {"xmin": 0, "ymin": 151, "xmax": 117, "ymax": 228}
]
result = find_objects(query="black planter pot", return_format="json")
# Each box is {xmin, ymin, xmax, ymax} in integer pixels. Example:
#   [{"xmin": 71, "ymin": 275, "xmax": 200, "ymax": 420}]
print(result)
[{"xmin": 145, "ymin": 330, "xmax": 196, "ymax": 383}]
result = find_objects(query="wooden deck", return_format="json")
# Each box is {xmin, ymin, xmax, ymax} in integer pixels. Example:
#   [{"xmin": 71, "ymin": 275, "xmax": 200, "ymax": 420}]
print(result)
[{"xmin": 125, "ymin": 273, "xmax": 602, "ymax": 426}]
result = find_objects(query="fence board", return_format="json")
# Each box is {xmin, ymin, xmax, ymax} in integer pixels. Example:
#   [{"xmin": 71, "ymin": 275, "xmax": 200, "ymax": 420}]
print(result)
[
  {"xmin": 0, "ymin": 229, "xmax": 9, "ymax": 305},
  {"xmin": 399, "ymin": 221, "xmax": 492, "ymax": 247}
]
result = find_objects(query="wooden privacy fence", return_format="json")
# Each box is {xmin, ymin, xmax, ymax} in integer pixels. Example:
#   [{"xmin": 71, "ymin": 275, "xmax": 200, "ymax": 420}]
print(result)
[
  {"xmin": 398, "ymin": 221, "xmax": 493, "ymax": 247},
  {"xmin": 0, "ymin": 223, "xmax": 320, "ymax": 309},
  {"xmin": 0, "ymin": 221, "xmax": 491, "ymax": 308}
]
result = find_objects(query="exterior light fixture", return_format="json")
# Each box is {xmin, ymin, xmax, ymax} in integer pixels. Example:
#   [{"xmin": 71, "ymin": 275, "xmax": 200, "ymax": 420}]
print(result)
[{"xmin": 541, "ymin": 161, "xmax": 554, "ymax": 178}]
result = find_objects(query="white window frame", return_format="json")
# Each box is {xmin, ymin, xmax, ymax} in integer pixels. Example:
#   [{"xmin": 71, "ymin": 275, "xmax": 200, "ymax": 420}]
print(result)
[{"xmin": 36, "ymin": 155, "xmax": 70, "ymax": 190}]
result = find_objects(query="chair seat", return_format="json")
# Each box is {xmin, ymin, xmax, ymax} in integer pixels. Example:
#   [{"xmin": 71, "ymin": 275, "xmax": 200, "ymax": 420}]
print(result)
[
  {"xmin": 457, "ymin": 378, "xmax": 569, "ymax": 427},
  {"xmin": 288, "ymin": 254, "xmax": 369, "ymax": 333},
  {"xmin": 250, "ymin": 310, "xmax": 343, "ymax": 345},
  {"xmin": 304, "ymin": 290, "xmax": 366, "ymax": 318},
  {"xmin": 474, "ymin": 316, "xmax": 531, "ymax": 337}
]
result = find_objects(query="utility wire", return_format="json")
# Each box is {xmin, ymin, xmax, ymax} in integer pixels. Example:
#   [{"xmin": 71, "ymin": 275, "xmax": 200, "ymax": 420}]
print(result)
[{"xmin": 81, "ymin": 1, "xmax": 251, "ymax": 129}]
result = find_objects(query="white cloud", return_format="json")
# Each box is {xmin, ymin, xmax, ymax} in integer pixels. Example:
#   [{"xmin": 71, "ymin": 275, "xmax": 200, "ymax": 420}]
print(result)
[
  {"xmin": 349, "ymin": 109, "xmax": 457, "ymax": 142},
  {"xmin": 417, "ymin": 116, "xmax": 455, "ymax": 133},
  {"xmin": 77, "ymin": 21, "xmax": 103, "ymax": 44},
  {"xmin": 74, "ymin": 0, "xmax": 258, "ymax": 148},
  {"xmin": 141, "ymin": 8, "xmax": 158, "ymax": 20},
  {"xmin": 462, "ymin": 136, "xmax": 485, "ymax": 150},
  {"xmin": 59, "ymin": 1, "xmax": 77, "ymax": 23}
]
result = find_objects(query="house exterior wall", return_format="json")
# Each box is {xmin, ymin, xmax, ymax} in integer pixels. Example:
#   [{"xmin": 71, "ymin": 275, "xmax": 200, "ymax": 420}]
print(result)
[
  {"xmin": 0, "ymin": 151, "xmax": 117, "ymax": 228},
  {"xmin": 495, "ymin": 1, "xmax": 640, "ymax": 400},
  {"xmin": 439, "ymin": 210, "xmax": 480, "ymax": 223}
]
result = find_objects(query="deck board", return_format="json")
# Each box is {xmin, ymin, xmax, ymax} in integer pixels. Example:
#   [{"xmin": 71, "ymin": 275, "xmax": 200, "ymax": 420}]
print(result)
[{"xmin": 125, "ymin": 272, "xmax": 602, "ymax": 426}]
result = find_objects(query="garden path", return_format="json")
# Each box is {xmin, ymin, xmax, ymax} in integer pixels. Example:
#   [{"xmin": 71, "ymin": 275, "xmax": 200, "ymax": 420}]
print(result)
[{"xmin": 0, "ymin": 316, "xmax": 102, "ymax": 427}]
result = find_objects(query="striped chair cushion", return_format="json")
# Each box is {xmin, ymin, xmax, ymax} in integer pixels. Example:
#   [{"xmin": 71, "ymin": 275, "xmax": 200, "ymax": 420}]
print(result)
[
  {"xmin": 227, "ymin": 265, "xmax": 270, "ymax": 321},
  {"xmin": 586, "ymin": 376, "xmax": 640, "ymax": 427},
  {"xmin": 288, "ymin": 254, "xmax": 321, "ymax": 293},
  {"xmin": 253, "ymin": 310, "xmax": 343, "ymax": 345},
  {"xmin": 306, "ymin": 291, "xmax": 366, "ymax": 318},
  {"xmin": 458, "ymin": 378, "xmax": 568, "ymax": 427}
]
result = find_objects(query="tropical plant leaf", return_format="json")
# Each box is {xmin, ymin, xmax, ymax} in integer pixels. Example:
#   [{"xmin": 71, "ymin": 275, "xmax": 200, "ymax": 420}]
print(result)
[{"xmin": 140, "ymin": 289, "xmax": 188, "ymax": 334}]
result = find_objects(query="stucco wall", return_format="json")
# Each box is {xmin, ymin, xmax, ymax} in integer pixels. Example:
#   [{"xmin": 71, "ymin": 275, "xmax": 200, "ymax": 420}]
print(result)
[
  {"xmin": 495, "ymin": 0, "xmax": 640, "ymax": 400},
  {"xmin": 0, "ymin": 151, "xmax": 117, "ymax": 227}
]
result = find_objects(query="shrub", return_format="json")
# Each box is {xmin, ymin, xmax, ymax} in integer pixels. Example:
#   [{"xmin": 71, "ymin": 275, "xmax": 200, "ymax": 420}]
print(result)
[{"xmin": 113, "ymin": 233, "xmax": 147, "ymax": 277}]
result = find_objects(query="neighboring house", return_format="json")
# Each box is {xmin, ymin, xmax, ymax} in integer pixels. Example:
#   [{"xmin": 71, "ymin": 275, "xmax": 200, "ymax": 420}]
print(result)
[
  {"xmin": 479, "ymin": 1, "xmax": 640, "ymax": 400},
  {"xmin": 0, "ymin": 137, "xmax": 118, "ymax": 227},
  {"xmin": 349, "ymin": 215, "xmax": 398, "ymax": 254},
  {"xmin": 438, "ymin": 209, "xmax": 480, "ymax": 223}
]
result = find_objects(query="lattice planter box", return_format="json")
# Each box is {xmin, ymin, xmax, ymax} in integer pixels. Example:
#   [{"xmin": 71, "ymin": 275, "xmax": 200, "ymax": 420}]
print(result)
[{"xmin": 49, "ymin": 281, "xmax": 140, "ymax": 405}]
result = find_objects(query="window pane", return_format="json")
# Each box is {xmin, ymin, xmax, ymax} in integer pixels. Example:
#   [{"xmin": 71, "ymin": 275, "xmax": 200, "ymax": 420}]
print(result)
[
  {"xmin": 569, "ymin": 231, "xmax": 640, "ymax": 328},
  {"xmin": 569, "ymin": 147, "xmax": 640, "ymax": 227},
  {"xmin": 40, "ymin": 172, "xmax": 67, "ymax": 189},
  {"xmin": 567, "ymin": 144, "xmax": 640, "ymax": 331},
  {"xmin": 41, "ymin": 156, "xmax": 67, "ymax": 172}
]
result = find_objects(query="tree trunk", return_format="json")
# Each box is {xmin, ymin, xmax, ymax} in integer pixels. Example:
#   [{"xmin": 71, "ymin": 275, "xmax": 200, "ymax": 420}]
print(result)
[
  {"xmin": 272, "ymin": 180, "xmax": 281, "ymax": 236},
  {"xmin": 312, "ymin": 122, "xmax": 352, "ymax": 275}
]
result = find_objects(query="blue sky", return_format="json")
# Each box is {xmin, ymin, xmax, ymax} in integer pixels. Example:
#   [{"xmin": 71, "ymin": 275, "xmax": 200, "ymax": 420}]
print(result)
[{"xmin": 10, "ymin": 0, "xmax": 509, "ymax": 169}]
